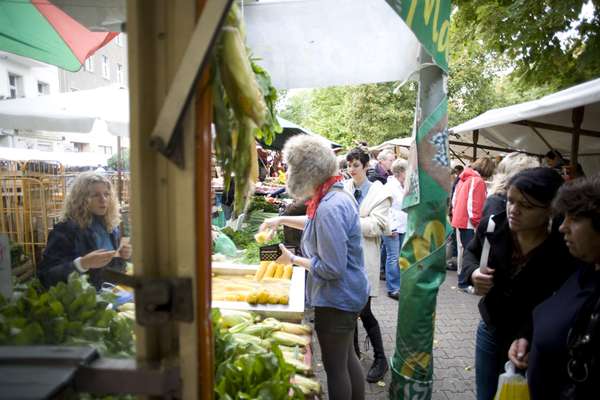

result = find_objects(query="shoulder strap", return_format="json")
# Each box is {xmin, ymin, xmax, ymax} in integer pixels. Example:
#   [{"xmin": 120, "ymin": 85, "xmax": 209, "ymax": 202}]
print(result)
[{"xmin": 480, "ymin": 215, "xmax": 496, "ymax": 268}]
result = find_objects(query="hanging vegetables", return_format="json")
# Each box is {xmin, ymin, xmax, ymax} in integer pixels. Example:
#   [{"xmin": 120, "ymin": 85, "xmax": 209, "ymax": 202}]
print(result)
[{"xmin": 213, "ymin": 3, "xmax": 282, "ymax": 216}]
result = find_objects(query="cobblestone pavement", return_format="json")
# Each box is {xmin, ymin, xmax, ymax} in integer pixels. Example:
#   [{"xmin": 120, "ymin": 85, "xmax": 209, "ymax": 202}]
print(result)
[{"xmin": 311, "ymin": 270, "xmax": 480, "ymax": 400}]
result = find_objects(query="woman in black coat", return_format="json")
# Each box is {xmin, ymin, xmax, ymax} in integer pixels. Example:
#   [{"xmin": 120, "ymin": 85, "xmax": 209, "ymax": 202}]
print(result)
[
  {"xmin": 462, "ymin": 168, "xmax": 576, "ymax": 400},
  {"xmin": 509, "ymin": 175, "xmax": 600, "ymax": 399},
  {"xmin": 38, "ymin": 172, "xmax": 131, "ymax": 290}
]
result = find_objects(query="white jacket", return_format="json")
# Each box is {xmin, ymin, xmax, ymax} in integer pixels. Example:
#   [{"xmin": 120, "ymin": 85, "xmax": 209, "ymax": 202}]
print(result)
[
  {"xmin": 343, "ymin": 179, "xmax": 392, "ymax": 297},
  {"xmin": 386, "ymin": 176, "xmax": 407, "ymax": 234}
]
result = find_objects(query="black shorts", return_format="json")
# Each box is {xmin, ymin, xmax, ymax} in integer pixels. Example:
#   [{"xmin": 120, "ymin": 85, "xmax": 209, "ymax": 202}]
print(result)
[{"xmin": 314, "ymin": 306, "xmax": 359, "ymax": 335}]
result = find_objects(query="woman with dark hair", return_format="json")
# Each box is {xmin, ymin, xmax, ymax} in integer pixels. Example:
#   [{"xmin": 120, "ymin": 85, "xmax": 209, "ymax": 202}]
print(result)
[
  {"xmin": 259, "ymin": 135, "xmax": 369, "ymax": 400},
  {"xmin": 508, "ymin": 174, "xmax": 600, "ymax": 399},
  {"xmin": 462, "ymin": 167, "xmax": 576, "ymax": 400},
  {"xmin": 343, "ymin": 147, "xmax": 392, "ymax": 383}
]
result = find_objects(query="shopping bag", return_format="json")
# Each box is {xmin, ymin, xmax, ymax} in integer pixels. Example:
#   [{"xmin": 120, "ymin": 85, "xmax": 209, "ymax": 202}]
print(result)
[
  {"xmin": 213, "ymin": 231, "xmax": 237, "ymax": 257},
  {"xmin": 493, "ymin": 361, "xmax": 530, "ymax": 400}
]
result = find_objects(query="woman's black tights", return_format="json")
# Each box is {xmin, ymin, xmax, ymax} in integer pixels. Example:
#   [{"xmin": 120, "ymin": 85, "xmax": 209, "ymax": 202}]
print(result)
[{"xmin": 316, "ymin": 326, "xmax": 365, "ymax": 400}]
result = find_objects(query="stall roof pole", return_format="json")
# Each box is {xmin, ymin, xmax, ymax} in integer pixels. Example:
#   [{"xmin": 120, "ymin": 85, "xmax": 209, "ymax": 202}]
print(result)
[
  {"xmin": 571, "ymin": 106, "xmax": 584, "ymax": 179},
  {"xmin": 472, "ymin": 129, "xmax": 479, "ymax": 160},
  {"xmin": 195, "ymin": 1, "xmax": 214, "ymax": 398}
]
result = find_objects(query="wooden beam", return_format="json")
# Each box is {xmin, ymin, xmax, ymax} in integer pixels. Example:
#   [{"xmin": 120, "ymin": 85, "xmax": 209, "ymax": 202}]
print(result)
[
  {"xmin": 472, "ymin": 129, "xmax": 479, "ymax": 160},
  {"xmin": 448, "ymin": 140, "xmax": 541, "ymax": 157},
  {"xmin": 570, "ymin": 107, "xmax": 584, "ymax": 179},
  {"xmin": 511, "ymin": 120, "xmax": 600, "ymax": 139},
  {"xmin": 449, "ymin": 147, "xmax": 467, "ymax": 165},
  {"xmin": 526, "ymin": 122, "xmax": 553, "ymax": 151}
]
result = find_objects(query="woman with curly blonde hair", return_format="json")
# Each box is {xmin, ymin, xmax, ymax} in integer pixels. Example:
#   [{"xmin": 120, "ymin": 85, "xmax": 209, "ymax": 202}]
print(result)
[{"xmin": 38, "ymin": 172, "xmax": 131, "ymax": 290}]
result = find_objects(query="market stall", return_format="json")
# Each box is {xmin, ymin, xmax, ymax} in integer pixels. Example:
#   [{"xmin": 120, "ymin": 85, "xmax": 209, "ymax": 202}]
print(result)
[{"xmin": 450, "ymin": 77, "xmax": 600, "ymax": 175}]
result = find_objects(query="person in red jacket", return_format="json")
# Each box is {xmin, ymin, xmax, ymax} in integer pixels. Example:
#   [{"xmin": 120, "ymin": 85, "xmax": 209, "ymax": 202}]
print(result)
[{"xmin": 451, "ymin": 157, "xmax": 495, "ymax": 290}]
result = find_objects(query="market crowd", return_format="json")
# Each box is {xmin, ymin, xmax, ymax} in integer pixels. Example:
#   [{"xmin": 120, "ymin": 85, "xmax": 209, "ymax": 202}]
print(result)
[
  {"xmin": 34, "ymin": 133, "xmax": 600, "ymax": 400},
  {"xmin": 260, "ymin": 137, "xmax": 600, "ymax": 400}
]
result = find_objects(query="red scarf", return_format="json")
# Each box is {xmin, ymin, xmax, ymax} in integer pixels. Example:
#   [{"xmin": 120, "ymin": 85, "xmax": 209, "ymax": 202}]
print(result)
[{"xmin": 305, "ymin": 175, "xmax": 343, "ymax": 219}]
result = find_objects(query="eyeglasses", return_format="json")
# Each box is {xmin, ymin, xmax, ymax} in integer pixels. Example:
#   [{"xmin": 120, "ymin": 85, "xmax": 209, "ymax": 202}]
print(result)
[{"xmin": 353, "ymin": 189, "xmax": 361, "ymax": 201}]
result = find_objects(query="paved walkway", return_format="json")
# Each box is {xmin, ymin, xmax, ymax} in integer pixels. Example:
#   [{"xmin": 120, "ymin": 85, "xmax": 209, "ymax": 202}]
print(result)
[{"xmin": 312, "ymin": 270, "xmax": 481, "ymax": 400}]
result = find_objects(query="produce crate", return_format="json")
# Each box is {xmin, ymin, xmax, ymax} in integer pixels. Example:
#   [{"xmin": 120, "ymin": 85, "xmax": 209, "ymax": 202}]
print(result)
[{"xmin": 212, "ymin": 262, "xmax": 305, "ymax": 322}]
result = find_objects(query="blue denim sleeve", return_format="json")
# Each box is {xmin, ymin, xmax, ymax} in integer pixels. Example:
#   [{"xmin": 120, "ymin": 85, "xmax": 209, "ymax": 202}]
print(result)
[{"xmin": 310, "ymin": 204, "xmax": 349, "ymax": 281}]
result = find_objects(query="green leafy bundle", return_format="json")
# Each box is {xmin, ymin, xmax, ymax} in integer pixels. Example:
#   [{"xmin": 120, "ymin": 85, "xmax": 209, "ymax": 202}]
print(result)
[
  {"xmin": 212, "ymin": 3, "xmax": 282, "ymax": 217},
  {"xmin": 0, "ymin": 273, "xmax": 134, "ymax": 357},
  {"xmin": 212, "ymin": 309, "xmax": 302, "ymax": 400},
  {"xmin": 246, "ymin": 196, "xmax": 280, "ymax": 214}
]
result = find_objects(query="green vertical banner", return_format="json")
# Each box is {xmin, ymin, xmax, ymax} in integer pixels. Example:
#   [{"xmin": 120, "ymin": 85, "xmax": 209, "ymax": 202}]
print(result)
[
  {"xmin": 385, "ymin": 1, "xmax": 451, "ymax": 399},
  {"xmin": 385, "ymin": 0, "xmax": 451, "ymax": 72}
]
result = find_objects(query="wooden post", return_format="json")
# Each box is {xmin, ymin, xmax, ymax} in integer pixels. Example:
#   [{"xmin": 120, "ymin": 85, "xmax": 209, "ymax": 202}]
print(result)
[
  {"xmin": 571, "ymin": 107, "xmax": 584, "ymax": 179},
  {"xmin": 117, "ymin": 136, "xmax": 123, "ymax": 204},
  {"xmin": 195, "ymin": 1, "xmax": 214, "ymax": 398},
  {"xmin": 472, "ymin": 129, "xmax": 479, "ymax": 161},
  {"xmin": 128, "ymin": 1, "xmax": 200, "ymax": 399}
]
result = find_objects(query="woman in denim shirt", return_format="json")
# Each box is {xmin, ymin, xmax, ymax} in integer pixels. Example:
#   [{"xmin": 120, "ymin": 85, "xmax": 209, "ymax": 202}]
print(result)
[{"xmin": 261, "ymin": 135, "xmax": 369, "ymax": 400}]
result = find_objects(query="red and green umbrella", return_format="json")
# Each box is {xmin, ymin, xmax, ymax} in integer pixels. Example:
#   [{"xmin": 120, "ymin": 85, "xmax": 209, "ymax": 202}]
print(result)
[{"xmin": 0, "ymin": 0, "xmax": 117, "ymax": 71}]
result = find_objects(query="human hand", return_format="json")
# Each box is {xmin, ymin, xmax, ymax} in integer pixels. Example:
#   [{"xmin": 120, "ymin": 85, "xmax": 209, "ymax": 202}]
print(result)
[
  {"xmin": 81, "ymin": 249, "xmax": 116, "ymax": 269},
  {"xmin": 508, "ymin": 338, "xmax": 529, "ymax": 369},
  {"xmin": 276, "ymin": 244, "xmax": 294, "ymax": 265},
  {"xmin": 259, "ymin": 217, "xmax": 280, "ymax": 236},
  {"xmin": 117, "ymin": 237, "xmax": 132, "ymax": 259},
  {"xmin": 472, "ymin": 265, "xmax": 495, "ymax": 295}
]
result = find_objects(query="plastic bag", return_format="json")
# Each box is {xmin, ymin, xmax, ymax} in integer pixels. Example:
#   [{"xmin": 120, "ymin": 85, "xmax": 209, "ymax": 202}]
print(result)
[
  {"xmin": 213, "ymin": 231, "xmax": 237, "ymax": 257},
  {"xmin": 494, "ymin": 361, "xmax": 531, "ymax": 400}
]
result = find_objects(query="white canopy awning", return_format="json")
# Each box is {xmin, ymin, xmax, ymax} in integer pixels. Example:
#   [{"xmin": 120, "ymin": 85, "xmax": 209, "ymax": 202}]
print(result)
[
  {"xmin": 0, "ymin": 86, "xmax": 129, "ymax": 137},
  {"xmin": 450, "ymin": 78, "xmax": 600, "ymax": 174},
  {"xmin": 0, "ymin": 147, "xmax": 108, "ymax": 167},
  {"xmin": 244, "ymin": 0, "xmax": 420, "ymax": 89}
]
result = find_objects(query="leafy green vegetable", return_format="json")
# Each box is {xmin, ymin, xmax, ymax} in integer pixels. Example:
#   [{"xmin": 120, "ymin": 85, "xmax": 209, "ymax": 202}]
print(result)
[
  {"xmin": 0, "ymin": 273, "xmax": 134, "ymax": 357},
  {"xmin": 246, "ymin": 196, "xmax": 280, "ymax": 214},
  {"xmin": 212, "ymin": 309, "xmax": 302, "ymax": 399}
]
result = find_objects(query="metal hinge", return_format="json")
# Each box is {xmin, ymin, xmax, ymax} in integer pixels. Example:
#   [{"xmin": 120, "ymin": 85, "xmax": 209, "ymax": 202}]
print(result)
[{"xmin": 102, "ymin": 269, "xmax": 194, "ymax": 326}]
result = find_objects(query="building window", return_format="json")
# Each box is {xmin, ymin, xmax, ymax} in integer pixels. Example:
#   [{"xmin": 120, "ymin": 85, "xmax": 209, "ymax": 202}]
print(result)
[
  {"xmin": 101, "ymin": 55, "xmax": 110, "ymax": 79},
  {"xmin": 116, "ymin": 33, "xmax": 124, "ymax": 47},
  {"xmin": 37, "ymin": 81, "xmax": 50, "ymax": 95},
  {"xmin": 99, "ymin": 145, "xmax": 113, "ymax": 156},
  {"xmin": 8, "ymin": 73, "xmax": 24, "ymax": 98},
  {"xmin": 84, "ymin": 55, "xmax": 94, "ymax": 72},
  {"xmin": 116, "ymin": 64, "xmax": 124, "ymax": 85},
  {"xmin": 37, "ymin": 140, "xmax": 53, "ymax": 152},
  {"xmin": 72, "ymin": 142, "xmax": 89, "ymax": 152}
]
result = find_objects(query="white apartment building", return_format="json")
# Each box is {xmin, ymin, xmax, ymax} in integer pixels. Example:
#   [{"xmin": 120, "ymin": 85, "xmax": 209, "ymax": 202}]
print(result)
[{"xmin": 0, "ymin": 33, "xmax": 129, "ymax": 165}]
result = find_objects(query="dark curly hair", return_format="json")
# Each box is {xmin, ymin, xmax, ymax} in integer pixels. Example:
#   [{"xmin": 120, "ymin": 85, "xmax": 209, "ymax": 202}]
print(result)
[
  {"xmin": 346, "ymin": 147, "xmax": 370, "ymax": 168},
  {"xmin": 553, "ymin": 174, "xmax": 600, "ymax": 233}
]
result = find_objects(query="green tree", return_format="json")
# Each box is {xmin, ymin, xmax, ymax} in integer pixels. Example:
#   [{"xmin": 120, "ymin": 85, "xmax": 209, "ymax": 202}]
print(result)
[
  {"xmin": 107, "ymin": 149, "xmax": 129, "ymax": 171},
  {"xmin": 452, "ymin": 0, "xmax": 600, "ymax": 90},
  {"xmin": 279, "ymin": 82, "xmax": 417, "ymax": 148}
]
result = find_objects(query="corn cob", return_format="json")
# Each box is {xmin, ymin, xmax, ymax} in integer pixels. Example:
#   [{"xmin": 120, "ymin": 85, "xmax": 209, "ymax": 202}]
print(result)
[
  {"xmin": 273, "ymin": 263, "xmax": 284, "ymax": 279},
  {"xmin": 292, "ymin": 375, "xmax": 321, "ymax": 396},
  {"xmin": 270, "ymin": 331, "xmax": 310, "ymax": 347},
  {"xmin": 264, "ymin": 262, "xmax": 277, "ymax": 278},
  {"xmin": 219, "ymin": 27, "xmax": 266, "ymax": 127},
  {"xmin": 278, "ymin": 294, "xmax": 289, "ymax": 305},
  {"xmin": 254, "ymin": 261, "xmax": 269, "ymax": 281},
  {"xmin": 280, "ymin": 322, "xmax": 312, "ymax": 335},
  {"xmin": 283, "ymin": 354, "xmax": 313, "ymax": 375},
  {"xmin": 282, "ymin": 264, "xmax": 293, "ymax": 280}
]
